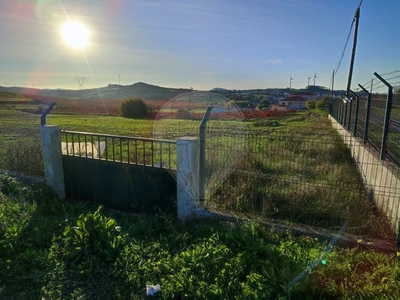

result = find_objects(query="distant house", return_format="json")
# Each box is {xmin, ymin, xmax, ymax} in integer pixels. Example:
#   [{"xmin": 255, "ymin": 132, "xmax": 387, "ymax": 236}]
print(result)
[
  {"xmin": 277, "ymin": 92, "xmax": 317, "ymax": 110},
  {"xmin": 278, "ymin": 95, "xmax": 307, "ymax": 110}
]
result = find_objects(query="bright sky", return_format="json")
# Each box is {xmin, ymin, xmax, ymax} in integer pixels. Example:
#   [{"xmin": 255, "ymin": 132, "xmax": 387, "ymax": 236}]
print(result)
[{"xmin": 1, "ymin": 0, "xmax": 399, "ymax": 91}]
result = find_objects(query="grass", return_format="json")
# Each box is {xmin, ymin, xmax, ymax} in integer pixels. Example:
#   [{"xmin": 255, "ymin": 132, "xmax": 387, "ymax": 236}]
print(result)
[
  {"xmin": 210, "ymin": 111, "xmax": 394, "ymax": 239},
  {"xmin": 0, "ymin": 174, "xmax": 399, "ymax": 299},
  {"xmin": 1, "ymin": 94, "xmax": 399, "ymax": 297}
]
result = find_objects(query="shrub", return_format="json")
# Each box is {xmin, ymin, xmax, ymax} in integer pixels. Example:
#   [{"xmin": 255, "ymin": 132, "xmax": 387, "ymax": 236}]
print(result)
[
  {"xmin": 306, "ymin": 101, "xmax": 316, "ymax": 110},
  {"xmin": 120, "ymin": 97, "xmax": 148, "ymax": 118},
  {"xmin": 316, "ymin": 98, "xmax": 327, "ymax": 110}
]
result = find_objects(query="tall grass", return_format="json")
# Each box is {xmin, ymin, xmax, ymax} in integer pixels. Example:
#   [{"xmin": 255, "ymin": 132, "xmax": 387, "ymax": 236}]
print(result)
[
  {"xmin": 210, "ymin": 113, "xmax": 394, "ymax": 239},
  {"xmin": 0, "ymin": 133, "xmax": 44, "ymax": 176}
]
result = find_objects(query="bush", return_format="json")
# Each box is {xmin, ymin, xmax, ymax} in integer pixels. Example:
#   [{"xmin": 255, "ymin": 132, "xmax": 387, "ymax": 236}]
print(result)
[
  {"xmin": 306, "ymin": 101, "xmax": 316, "ymax": 110},
  {"xmin": 258, "ymin": 99, "xmax": 271, "ymax": 110},
  {"xmin": 120, "ymin": 98, "xmax": 148, "ymax": 118},
  {"xmin": 316, "ymin": 98, "xmax": 327, "ymax": 110}
]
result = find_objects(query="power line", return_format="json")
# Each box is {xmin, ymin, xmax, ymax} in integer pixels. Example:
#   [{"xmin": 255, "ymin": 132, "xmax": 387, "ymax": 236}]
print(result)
[
  {"xmin": 334, "ymin": 17, "xmax": 355, "ymax": 75},
  {"xmin": 333, "ymin": 0, "xmax": 363, "ymax": 76}
]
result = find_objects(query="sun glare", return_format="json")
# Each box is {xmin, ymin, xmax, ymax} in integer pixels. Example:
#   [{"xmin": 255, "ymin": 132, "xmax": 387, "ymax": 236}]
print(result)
[{"xmin": 61, "ymin": 21, "xmax": 89, "ymax": 49}]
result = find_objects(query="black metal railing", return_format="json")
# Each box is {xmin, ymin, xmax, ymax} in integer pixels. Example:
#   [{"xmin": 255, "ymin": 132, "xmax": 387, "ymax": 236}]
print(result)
[{"xmin": 61, "ymin": 130, "xmax": 176, "ymax": 169}]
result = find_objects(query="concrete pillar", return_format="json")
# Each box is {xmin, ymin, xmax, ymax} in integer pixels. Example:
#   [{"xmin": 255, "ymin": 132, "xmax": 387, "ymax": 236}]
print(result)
[
  {"xmin": 176, "ymin": 136, "xmax": 212, "ymax": 221},
  {"xmin": 40, "ymin": 125, "xmax": 65, "ymax": 199}
]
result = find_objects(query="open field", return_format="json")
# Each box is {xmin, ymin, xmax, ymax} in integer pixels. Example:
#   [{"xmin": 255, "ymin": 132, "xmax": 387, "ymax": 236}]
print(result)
[
  {"xmin": 0, "ymin": 92, "xmax": 395, "ymax": 238},
  {"xmin": 1, "ymin": 92, "xmax": 400, "ymax": 298}
]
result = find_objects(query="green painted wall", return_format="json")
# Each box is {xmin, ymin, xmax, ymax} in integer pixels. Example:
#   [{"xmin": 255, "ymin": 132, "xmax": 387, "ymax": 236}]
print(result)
[{"xmin": 63, "ymin": 156, "xmax": 177, "ymax": 214}]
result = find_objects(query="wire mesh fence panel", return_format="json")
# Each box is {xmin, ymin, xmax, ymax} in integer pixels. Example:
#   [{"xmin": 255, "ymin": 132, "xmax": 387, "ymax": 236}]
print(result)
[
  {"xmin": 208, "ymin": 127, "xmax": 394, "ymax": 239},
  {"xmin": 387, "ymin": 90, "xmax": 400, "ymax": 165},
  {"xmin": 355, "ymin": 97, "xmax": 367, "ymax": 139}
]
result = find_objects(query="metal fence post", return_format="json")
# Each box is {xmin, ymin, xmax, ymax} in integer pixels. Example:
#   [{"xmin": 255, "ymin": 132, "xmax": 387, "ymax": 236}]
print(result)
[
  {"xmin": 347, "ymin": 96, "xmax": 353, "ymax": 131},
  {"xmin": 358, "ymin": 84, "xmax": 372, "ymax": 144},
  {"xmin": 349, "ymin": 90, "xmax": 360, "ymax": 136},
  {"xmin": 374, "ymin": 72, "xmax": 394, "ymax": 160},
  {"xmin": 343, "ymin": 100, "xmax": 348, "ymax": 127},
  {"xmin": 198, "ymin": 106, "xmax": 213, "ymax": 209}
]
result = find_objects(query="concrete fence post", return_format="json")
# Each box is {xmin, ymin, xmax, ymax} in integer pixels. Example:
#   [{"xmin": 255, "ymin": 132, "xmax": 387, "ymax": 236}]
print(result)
[
  {"xmin": 40, "ymin": 125, "xmax": 65, "ymax": 199},
  {"xmin": 176, "ymin": 136, "xmax": 212, "ymax": 221}
]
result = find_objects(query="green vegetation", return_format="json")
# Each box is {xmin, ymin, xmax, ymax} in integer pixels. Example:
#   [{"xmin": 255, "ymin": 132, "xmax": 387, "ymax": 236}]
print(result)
[
  {"xmin": 0, "ymin": 174, "xmax": 399, "ymax": 299},
  {"xmin": 306, "ymin": 100, "xmax": 316, "ymax": 110},
  {"xmin": 258, "ymin": 98, "xmax": 271, "ymax": 109},
  {"xmin": 1, "ymin": 93, "xmax": 400, "ymax": 298},
  {"xmin": 315, "ymin": 98, "xmax": 327, "ymax": 109},
  {"xmin": 120, "ymin": 97, "xmax": 149, "ymax": 119},
  {"xmin": 211, "ymin": 111, "xmax": 393, "ymax": 238}
]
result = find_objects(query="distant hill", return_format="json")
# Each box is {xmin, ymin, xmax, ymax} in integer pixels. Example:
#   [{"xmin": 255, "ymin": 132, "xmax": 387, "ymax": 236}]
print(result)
[{"xmin": 0, "ymin": 82, "xmax": 194, "ymax": 101}]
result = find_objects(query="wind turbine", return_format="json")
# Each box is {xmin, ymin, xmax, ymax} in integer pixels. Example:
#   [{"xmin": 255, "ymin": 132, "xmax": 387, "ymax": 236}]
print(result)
[
  {"xmin": 289, "ymin": 76, "xmax": 293, "ymax": 90},
  {"xmin": 313, "ymin": 72, "xmax": 318, "ymax": 86},
  {"xmin": 117, "ymin": 73, "xmax": 122, "ymax": 85},
  {"xmin": 307, "ymin": 75, "xmax": 312, "ymax": 87}
]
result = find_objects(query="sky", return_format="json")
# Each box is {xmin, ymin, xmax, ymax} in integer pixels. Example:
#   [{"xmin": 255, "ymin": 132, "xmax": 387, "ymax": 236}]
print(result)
[{"xmin": 0, "ymin": 0, "xmax": 399, "ymax": 91}]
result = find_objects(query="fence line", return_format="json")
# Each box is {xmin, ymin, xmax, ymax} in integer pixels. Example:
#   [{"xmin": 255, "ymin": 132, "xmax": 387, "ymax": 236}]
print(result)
[{"xmin": 330, "ymin": 74, "xmax": 400, "ymax": 166}]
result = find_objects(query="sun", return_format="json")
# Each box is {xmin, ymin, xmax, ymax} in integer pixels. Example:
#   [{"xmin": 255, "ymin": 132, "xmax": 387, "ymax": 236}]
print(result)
[{"xmin": 61, "ymin": 21, "xmax": 90, "ymax": 49}]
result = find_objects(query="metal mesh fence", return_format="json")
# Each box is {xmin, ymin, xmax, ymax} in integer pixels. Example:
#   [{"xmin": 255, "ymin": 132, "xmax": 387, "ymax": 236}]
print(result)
[
  {"xmin": 330, "ymin": 77, "xmax": 400, "ymax": 166},
  {"xmin": 206, "ymin": 126, "xmax": 395, "ymax": 240},
  {"xmin": 388, "ymin": 89, "xmax": 400, "ymax": 164}
]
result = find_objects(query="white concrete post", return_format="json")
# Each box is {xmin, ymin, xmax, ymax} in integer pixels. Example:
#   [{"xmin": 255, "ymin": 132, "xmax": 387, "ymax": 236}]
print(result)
[
  {"xmin": 177, "ymin": 136, "xmax": 213, "ymax": 221},
  {"xmin": 177, "ymin": 137, "xmax": 199, "ymax": 221},
  {"xmin": 40, "ymin": 125, "xmax": 65, "ymax": 199}
]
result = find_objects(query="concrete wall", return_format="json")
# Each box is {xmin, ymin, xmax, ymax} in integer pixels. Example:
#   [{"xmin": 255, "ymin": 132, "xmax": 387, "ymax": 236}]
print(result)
[
  {"xmin": 329, "ymin": 115, "xmax": 400, "ymax": 242},
  {"xmin": 63, "ymin": 156, "xmax": 176, "ymax": 213}
]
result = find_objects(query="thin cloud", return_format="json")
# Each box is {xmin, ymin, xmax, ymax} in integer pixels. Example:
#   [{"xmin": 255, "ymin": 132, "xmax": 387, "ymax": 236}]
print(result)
[{"xmin": 264, "ymin": 59, "xmax": 283, "ymax": 65}]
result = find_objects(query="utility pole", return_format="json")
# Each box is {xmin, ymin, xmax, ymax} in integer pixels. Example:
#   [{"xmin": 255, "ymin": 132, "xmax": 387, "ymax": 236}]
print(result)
[
  {"xmin": 330, "ymin": 69, "xmax": 335, "ymax": 99},
  {"xmin": 346, "ymin": 7, "xmax": 360, "ymax": 95}
]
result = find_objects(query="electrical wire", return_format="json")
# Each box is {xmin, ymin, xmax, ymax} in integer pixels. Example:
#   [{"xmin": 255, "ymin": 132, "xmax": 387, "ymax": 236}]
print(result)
[
  {"xmin": 333, "ymin": 0, "xmax": 363, "ymax": 76},
  {"xmin": 334, "ymin": 20, "xmax": 354, "ymax": 75}
]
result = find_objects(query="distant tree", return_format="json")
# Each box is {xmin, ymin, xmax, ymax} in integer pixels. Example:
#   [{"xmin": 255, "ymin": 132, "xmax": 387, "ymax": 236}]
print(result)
[
  {"xmin": 258, "ymin": 99, "xmax": 271, "ymax": 109},
  {"xmin": 120, "ymin": 97, "xmax": 148, "ymax": 118}
]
